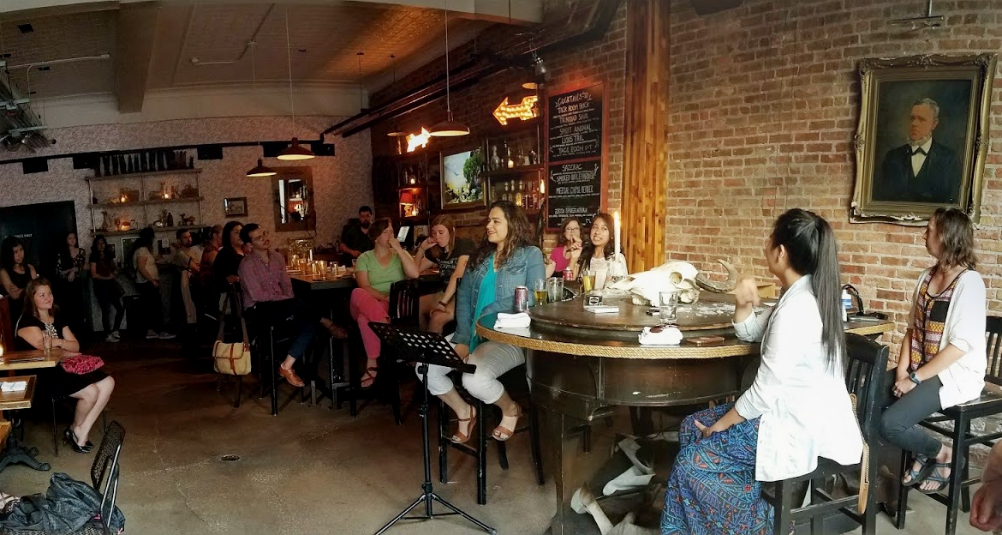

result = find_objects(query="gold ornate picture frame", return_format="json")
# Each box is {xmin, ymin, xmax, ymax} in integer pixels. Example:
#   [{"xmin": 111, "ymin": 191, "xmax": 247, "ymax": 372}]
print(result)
[{"xmin": 851, "ymin": 54, "xmax": 996, "ymax": 224}]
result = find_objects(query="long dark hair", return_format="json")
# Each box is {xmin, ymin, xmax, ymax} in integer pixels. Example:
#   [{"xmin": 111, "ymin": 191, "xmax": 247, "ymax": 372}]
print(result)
[
  {"xmin": 90, "ymin": 235, "xmax": 114, "ymax": 262},
  {"xmin": 22, "ymin": 277, "xmax": 60, "ymax": 322},
  {"xmin": 468, "ymin": 201, "xmax": 534, "ymax": 270},
  {"xmin": 0, "ymin": 236, "xmax": 26, "ymax": 273},
  {"xmin": 577, "ymin": 213, "xmax": 616, "ymax": 273},
  {"xmin": 222, "ymin": 221, "xmax": 243, "ymax": 250},
  {"xmin": 931, "ymin": 207, "xmax": 977, "ymax": 270},
  {"xmin": 771, "ymin": 208, "xmax": 843, "ymax": 371}
]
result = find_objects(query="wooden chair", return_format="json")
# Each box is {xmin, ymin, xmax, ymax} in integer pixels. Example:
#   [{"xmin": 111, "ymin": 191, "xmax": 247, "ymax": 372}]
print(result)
[
  {"xmin": 763, "ymin": 333, "xmax": 888, "ymax": 534},
  {"xmin": 896, "ymin": 315, "xmax": 1002, "ymax": 535},
  {"xmin": 437, "ymin": 363, "xmax": 545, "ymax": 505}
]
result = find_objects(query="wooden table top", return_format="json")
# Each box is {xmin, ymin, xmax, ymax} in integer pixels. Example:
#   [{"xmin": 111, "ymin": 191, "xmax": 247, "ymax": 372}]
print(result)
[
  {"xmin": 0, "ymin": 348, "xmax": 64, "ymax": 371},
  {"xmin": 477, "ymin": 309, "xmax": 895, "ymax": 360},
  {"xmin": 290, "ymin": 274, "xmax": 357, "ymax": 290},
  {"xmin": 0, "ymin": 375, "xmax": 36, "ymax": 411},
  {"xmin": 528, "ymin": 292, "xmax": 744, "ymax": 332}
]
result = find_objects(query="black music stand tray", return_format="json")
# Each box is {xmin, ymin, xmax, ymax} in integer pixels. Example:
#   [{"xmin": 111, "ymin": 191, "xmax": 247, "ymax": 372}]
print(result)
[{"xmin": 369, "ymin": 323, "xmax": 496, "ymax": 535}]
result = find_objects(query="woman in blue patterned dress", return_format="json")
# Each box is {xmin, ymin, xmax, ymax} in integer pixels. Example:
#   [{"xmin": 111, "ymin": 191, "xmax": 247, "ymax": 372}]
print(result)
[{"xmin": 661, "ymin": 209, "xmax": 864, "ymax": 534}]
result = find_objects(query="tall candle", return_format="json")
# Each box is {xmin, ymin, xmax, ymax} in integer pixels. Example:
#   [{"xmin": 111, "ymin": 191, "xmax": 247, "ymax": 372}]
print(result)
[
  {"xmin": 309, "ymin": 249, "xmax": 314, "ymax": 262},
  {"xmin": 614, "ymin": 211, "xmax": 621, "ymax": 257}
]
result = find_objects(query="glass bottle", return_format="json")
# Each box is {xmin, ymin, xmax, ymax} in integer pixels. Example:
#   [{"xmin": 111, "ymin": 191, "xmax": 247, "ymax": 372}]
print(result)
[
  {"xmin": 503, "ymin": 181, "xmax": 511, "ymax": 202},
  {"xmin": 515, "ymin": 180, "xmax": 523, "ymax": 207}
]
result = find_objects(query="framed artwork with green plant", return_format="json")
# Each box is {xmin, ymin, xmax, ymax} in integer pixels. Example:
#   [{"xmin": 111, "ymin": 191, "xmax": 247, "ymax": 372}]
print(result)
[{"xmin": 440, "ymin": 147, "xmax": 486, "ymax": 210}]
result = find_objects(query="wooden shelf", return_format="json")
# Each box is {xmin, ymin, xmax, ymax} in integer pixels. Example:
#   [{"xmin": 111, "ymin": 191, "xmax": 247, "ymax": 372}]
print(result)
[
  {"xmin": 90, "ymin": 225, "xmax": 203, "ymax": 237},
  {"xmin": 485, "ymin": 164, "xmax": 543, "ymax": 178},
  {"xmin": 88, "ymin": 197, "xmax": 204, "ymax": 209},
  {"xmin": 86, "ymin": 168, "xmax": 202, "ymax": 182}
]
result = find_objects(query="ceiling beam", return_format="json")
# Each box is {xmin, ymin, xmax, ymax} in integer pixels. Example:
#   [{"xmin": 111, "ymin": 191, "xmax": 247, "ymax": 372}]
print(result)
[
  {"xmin": 114, "ymin": 2, "xmax": 159, "ymax": 113},
  {"xmin": 1, "ymin": 0, "xmax": 542, "ymax": 23}
]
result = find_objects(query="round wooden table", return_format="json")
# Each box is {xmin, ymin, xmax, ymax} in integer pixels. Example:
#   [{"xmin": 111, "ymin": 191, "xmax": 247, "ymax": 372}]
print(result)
[{"xmin": 475, "ymin": 296, "xmax": 894, "ymax": 535}]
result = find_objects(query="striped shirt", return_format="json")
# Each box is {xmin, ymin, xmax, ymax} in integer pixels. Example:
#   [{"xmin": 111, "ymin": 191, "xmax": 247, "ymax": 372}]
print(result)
[{"xmin": 910, "ymin": 267, "xmax": 967, "ymax": 372}]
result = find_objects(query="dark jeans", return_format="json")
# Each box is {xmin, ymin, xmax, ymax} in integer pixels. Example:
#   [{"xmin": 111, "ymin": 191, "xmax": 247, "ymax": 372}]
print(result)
[
  {"xmin": 879, "ymin": 374, "xmax": 944, "ymax": 458},
  {"xmin": 248, "ymin": 298, "xmax": 318, "ymax": 361},
  {"xmin": 136, "ymin": 281, "xmax": 163, "ymax": 332},
  {"xmin": 93, "ymin": 279, "xmax": 124, "ymax": 332}
]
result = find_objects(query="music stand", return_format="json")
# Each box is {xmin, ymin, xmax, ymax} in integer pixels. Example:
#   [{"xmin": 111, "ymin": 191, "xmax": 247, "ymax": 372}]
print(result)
[{"xmin": 369, "ymin": 323, "xmax": 496, "ymax": 535}]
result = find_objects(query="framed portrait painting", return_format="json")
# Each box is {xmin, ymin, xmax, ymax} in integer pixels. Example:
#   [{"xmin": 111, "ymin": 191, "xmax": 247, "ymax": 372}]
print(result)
[
  {"xmin": 440, "ymin": 147, "xmax": 486, "ymax": 210},
  {"xmin": 851, "ymin": 54, "xmax": 996, "ymax": 224}
]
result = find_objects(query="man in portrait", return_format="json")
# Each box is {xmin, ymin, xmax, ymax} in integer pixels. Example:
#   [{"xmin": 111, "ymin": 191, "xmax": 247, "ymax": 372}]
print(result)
[{"xmin": 873, "ymin": 98, "xmax": 963, "ymax": 204}]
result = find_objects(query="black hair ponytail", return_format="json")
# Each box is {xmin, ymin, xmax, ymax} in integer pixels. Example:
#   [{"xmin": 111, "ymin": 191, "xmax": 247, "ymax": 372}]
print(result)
[{"xmin": 772, "ymin": 209, "xmax": 845, "ymax": 372}]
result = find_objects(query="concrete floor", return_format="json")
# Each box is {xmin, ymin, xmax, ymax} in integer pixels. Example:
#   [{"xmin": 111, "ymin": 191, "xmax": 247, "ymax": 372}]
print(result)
[{"xmin": 0, "ymin": 338, "xmax": 990, "ymax": 534}]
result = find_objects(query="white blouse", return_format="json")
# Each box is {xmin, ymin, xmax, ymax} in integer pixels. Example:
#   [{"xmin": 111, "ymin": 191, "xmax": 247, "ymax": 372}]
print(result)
[
  {"xmin": 910, "ymin": 268, "xmax": 986, "ymax": 409},
  {"xmin": 733, "ymin": 275, "xmax": 863, "ymax": 482}
]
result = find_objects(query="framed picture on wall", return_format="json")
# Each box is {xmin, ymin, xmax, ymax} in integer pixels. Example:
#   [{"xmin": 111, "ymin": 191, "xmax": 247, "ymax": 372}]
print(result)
[
  {"xmin": 440, "ymin": 147, "xmax": 486, "ymax": 210},
  {"xmin": 224, "ymin": 197, "xmax": 248, "ymax": 218},
  {"xmin": 851, "ymin": 54, "xmax": 996, "ymax": 224}
]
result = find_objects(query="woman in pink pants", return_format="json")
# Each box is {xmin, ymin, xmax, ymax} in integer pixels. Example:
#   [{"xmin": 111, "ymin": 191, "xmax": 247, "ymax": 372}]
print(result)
[{"xmin": 350, "ymin": 218, "xmax": 419, "ymax": 387}]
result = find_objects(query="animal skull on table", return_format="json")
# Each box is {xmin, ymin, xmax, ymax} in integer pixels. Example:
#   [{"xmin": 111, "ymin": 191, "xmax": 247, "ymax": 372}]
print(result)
[{"xmin": 609, "ymin": 260, "xmax": 738, "ymax": 306}]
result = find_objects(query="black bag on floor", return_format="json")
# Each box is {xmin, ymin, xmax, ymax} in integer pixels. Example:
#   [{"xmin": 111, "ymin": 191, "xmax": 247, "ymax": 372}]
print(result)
[{"xmin": 0, "ymin": 472, "xmax": 125, "ymax": 534}]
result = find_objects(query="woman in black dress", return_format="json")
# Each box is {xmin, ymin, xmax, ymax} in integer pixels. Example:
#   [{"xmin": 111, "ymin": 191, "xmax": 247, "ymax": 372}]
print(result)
[
  {"xmin": 16, "ymin": 278, "xmax": 116, "ymax": 453},
  {"xmin": 89, "ymin": 235, "xmax": 125, "ymax": 342},
  {"xmin": 213, "ymin": 221, "xmax": 245, "ymax": 287},
  {"xmin": 55, "ymin": 231, "xmax": 88, "ymax": 335},
  {"xmin": 0, "ymin": 236, "xmax": 39, "ymax": 322}
]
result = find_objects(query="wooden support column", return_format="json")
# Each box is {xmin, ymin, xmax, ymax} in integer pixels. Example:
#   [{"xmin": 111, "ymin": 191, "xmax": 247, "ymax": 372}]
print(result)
[{"xmin": 621, "ymin": 0, "xmax": 668, "ymax": 273}]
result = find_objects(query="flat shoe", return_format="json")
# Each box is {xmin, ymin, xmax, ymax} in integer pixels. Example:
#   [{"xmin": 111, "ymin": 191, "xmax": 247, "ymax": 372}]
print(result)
[
  {"xmin": 902, "ymin": 455, "xmax": 934, "ymax": 487},
  {"xmin": 919, "ymin": 458, "xmax": 966, "ymax": 495},
  {"xmin": 278, "ymin": 366, "xmax": 305, "ymax": 388}
]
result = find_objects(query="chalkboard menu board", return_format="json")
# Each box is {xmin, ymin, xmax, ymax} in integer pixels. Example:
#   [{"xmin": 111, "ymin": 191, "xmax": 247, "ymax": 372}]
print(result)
[
  {"xmin": 547, "ymin": 84, "xmax": 604, "ymax": 162},
  {"xmin": 547, "ymin": 161, "xmax": 602, "ymax": 229}
]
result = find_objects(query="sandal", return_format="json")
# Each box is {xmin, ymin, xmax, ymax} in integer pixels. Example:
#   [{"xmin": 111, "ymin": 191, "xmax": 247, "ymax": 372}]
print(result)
[
  {"xmin": 360, "ymin": 367, "xmax": 378, "ymax": 389},
  {"xmin": 902, "ymin": 454, "xmax": 934, "ymax": 487},
  {"xmin": 492, "ymin": 404, "xmax": 523, "ymax": 442},
  {"xmin": 450, "ymin": 406, "xmax": 477, "ymax": 444},
  {"xmin": 919, "ymin": 459, "xmax": 966, "ymax": 494}
]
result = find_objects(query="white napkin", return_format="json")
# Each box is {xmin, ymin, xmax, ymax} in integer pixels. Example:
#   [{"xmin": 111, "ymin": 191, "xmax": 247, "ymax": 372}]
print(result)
[
  {"xmin": 495, "ymin": 312, "xmax": 531, "ymax": 329},
  {"xmin": 1, "ymin": 381, "xmax": 27, "ymax": 392},
  {"xmin": 638, "ymin": 325, "xmax": 683, "ymax": 346}
]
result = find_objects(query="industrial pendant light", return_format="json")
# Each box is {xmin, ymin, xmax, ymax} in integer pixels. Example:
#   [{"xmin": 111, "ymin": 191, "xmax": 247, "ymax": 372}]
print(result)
[
  {"xmin": 277, "ymin": 8, "xmax": 315, "ymax": 161},
  {"xmin": 386, "ymin": 55, "xmax": 407, "ymax": 139},
  {"xmin": 430, "ymin": 0, "xmax": 469, "ymax": 137},
  {"xmin": 246, "ymin": 41, "xmax": 277, "ymax": 177}
]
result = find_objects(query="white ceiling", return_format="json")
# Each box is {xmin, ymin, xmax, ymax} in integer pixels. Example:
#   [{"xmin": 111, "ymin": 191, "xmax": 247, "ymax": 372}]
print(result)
[{"xmin": 0, "ymin": 1, "xmax": 538, "ymax": 113}]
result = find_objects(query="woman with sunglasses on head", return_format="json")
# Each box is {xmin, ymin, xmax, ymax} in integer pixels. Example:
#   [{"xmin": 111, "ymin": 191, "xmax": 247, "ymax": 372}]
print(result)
[{"xmin": 417, "ymin": 201, "xmax": 545, "ymax": 444}]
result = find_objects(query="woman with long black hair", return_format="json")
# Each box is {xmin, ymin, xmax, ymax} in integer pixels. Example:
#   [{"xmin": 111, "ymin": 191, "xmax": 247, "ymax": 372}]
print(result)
[
  {"xmin": 89, "ymin": 235, "xmax": 125, "ymax": 342},
  {"xmin": 0, "ymin": 236, "xmax": 39, "ymax": 322},
  {"xmin": 574, "ymin": 213, "xmax": 628, "ymax": 281},
  {"xmin": 661, "ymin": 208, "xmax": 862, "ymax": 534}
]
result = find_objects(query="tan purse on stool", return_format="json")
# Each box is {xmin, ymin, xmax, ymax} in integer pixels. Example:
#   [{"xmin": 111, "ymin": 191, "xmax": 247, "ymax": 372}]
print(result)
[{"xmin": 212, "ymin": 293, "xmax": 252, "ymax": 376}]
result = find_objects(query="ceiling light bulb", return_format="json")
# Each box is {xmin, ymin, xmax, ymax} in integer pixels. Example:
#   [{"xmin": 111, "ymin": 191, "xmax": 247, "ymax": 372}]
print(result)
[{"xmin": 277, "ymin": 138, "xmax": 315, "ymax": 161}]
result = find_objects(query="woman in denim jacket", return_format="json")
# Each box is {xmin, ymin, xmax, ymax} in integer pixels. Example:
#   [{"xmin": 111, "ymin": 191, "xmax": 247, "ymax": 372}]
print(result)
[{"xmin": 417, "ymin": 201, "xmax": 545, "ymax": 443}]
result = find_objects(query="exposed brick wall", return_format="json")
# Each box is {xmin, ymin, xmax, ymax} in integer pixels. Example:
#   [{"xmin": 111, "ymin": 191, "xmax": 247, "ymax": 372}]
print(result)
[
  {"xmin": 369, "ymin": 0, "xmax": 628, "ymax": 250},
  {"xmin": 668, "ymin": 0, "xmax": 1002, "ymax": 352}
]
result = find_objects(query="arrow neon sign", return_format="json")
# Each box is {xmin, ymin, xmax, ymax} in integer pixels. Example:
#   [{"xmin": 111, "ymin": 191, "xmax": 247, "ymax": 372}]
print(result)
[{"xmin": 492, "ymin": 95, "xmax": 538, "ymax": 126}]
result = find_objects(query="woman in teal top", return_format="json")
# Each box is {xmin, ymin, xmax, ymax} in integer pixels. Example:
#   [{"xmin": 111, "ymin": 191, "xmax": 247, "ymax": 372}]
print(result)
[
  {"xmin": 350, "ymin": 218, "xmax": 420, "ymax": 388},
  {"xmin": 417, "ymin": 201, "xmax": 546, "ymax": 443}
]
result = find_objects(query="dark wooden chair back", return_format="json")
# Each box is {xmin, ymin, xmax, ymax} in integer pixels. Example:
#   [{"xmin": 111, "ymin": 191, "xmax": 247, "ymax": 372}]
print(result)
[
  {"xmin": 389, "ymin": 279, "xmax": 421, "ymax": 329},
  {"xmin": 0, "ymin": 296, "xmax": 13, "ymax": 351},
  {"xmin": 844, "ymin": 333, "xmax": 889, "ymax": 441},
  {"xmin": 985, "ymin": 316, "xmax": 1002, "ymax": 386}
]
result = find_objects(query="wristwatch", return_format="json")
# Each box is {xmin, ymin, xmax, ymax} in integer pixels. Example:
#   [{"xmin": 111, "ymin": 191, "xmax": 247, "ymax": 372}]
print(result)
[{"xmin": 909, "ymin": 372, "xmax": 922, "ymax": 385}]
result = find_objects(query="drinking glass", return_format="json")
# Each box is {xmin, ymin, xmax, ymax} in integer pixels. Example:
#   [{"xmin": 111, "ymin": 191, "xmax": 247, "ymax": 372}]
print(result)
[
  {"xmin": 581, "ymin": 270, "xmax": 596, "ymax": 293},
  {"xmin": 547, "ymin": 277, "xmax": 564, "ymax": 304},
  {"xmin": 594, "ymin": 268, "xmax": 608, "ymax": 291},
  {"xmin": 42, "ymin": 331, "xmax": 52, "ymax": 356},
  {"xmin": 533, "ymin": 279, "xmax": 548, "ymax": 306},
  {"xmin": 659, "ymin": 291, "xmax": 679, "ymax": 324}
]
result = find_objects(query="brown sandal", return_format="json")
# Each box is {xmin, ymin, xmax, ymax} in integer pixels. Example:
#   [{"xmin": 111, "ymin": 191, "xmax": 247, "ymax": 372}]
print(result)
[
  {"xmin": 450, "ymin": 406, "xmax": 477, "ymax": 444},
  {"xmin": 492, "ymin": 404, "xmax": 523, "ymax": 442},
  {"xmin": 360, "ymin": 367, "xmax": 378, "ymax": 389}
]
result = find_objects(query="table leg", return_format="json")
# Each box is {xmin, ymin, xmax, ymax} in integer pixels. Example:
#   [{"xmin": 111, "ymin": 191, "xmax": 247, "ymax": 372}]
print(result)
[{"xmin": 0, "ymin": 423, "xmax": 51, "ymax": 473}]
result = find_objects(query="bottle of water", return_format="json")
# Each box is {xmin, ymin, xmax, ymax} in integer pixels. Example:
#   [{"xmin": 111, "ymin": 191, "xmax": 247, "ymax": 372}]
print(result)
[{"xmin": 841, "ymin": 289, "xmax": 852, "ymax": 322}]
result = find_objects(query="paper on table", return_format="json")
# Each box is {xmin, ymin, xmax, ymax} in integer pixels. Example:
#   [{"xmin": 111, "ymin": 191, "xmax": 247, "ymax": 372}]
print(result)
[
  {"xmin": 0, "ymin": 381, "xmax": 27, "ymax": 392},
  {"xmin": 638, "ymin": 326, "xmax": 683, "ymax": 346},
  {"xmin": 495, "ymin": 312, "xmax": 531, "ymax": 329}
]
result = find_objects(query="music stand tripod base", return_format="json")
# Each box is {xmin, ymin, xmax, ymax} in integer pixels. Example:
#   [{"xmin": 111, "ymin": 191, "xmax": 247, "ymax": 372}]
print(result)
[{"xmin": 369, "ymin": 323, "xmax": 496, "ymax": 535}]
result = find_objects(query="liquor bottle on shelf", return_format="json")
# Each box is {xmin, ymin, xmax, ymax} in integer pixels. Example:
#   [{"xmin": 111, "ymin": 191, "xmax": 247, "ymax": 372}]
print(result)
[
  {"xmin": 504, "ymin": 140, "xmax": 514, "ymax": 169},
  {"xmin": 515, "ymin": 180, "xmax": 523, "ymax": 207},
  {"xmin": 491, "ymin": 145, "xmax": 501, "ymax": 171},
  {"xmin": 503, "ymin": 181, "xmax": 511, "ymax": 202}
]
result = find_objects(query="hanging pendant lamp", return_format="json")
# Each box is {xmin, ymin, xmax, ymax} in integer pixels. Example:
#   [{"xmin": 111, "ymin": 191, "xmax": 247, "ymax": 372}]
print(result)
[
  {"xmin": 277, "ymin": 8, "xmax": 315, "ymax": 161},
  {"xmin": 430, "ymin": 0, "xmax": 469, "ymax": 137},
  {"xmin": 245, "ymin": 41, "xmax": 277, "ymax": 177},
  {"xmin": 386, "ymin": 55, "xmax": 407, "ymax": 138}
]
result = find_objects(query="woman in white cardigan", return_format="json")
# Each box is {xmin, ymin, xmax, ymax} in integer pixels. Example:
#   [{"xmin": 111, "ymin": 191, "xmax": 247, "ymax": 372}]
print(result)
[
  {"xmin": 881, "ymin": 207, "xmax": 986, "ymax": 494},
  {"xmin": 661, "ymin": 209, "xmax": 862, "ymax": 535}
]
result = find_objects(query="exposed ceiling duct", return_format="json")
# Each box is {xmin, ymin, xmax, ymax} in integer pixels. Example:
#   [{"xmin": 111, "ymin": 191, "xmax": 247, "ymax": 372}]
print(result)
[
  {"xmin": 324, "ymin": 0, "xmax": 619, "ymax": 138},
  {"xmin": 0, "ymin": 69, "xmax": 48, "ymax": 153}
]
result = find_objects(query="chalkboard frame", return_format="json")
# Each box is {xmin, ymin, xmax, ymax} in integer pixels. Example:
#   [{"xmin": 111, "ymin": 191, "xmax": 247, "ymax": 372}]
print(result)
[{"xmin": 544, "ymin": 80, "xmax": 609, "ymax": 231}]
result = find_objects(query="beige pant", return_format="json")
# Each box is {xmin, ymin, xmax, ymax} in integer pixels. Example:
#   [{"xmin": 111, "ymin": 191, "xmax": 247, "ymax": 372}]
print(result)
[{"xmin": 180, "ymin": 270, "xmax": 197, "ymax": 324}]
